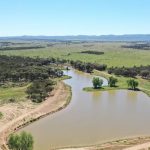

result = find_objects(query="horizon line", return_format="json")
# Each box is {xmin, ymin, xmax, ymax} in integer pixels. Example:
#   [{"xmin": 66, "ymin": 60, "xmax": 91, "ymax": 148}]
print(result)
[{"xmin": 1, "ymin": 34, "xmax": 150, "ymax": 38}]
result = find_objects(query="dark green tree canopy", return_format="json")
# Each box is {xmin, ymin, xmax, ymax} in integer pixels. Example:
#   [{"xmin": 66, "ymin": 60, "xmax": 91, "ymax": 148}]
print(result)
[
  {"xmin": 127, "ymin": 79, "xmax": 139, "ymax": 90},
  {"xmin": 108, "ymin": 76, "xmax": 118, "ymax": 87},
  {"xmin": 92, "ymin": 77, "xmax": 103, "ymax": 89}
]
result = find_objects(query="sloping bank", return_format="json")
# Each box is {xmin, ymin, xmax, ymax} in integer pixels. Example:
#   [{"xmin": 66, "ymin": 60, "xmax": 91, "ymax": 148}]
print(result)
[
  {"xmin": 59, "ymin": 137, "xmax": 150, "ymax": 150},
  {"xmin": 0, "ymin": 82, "xmax": 72, "ymax": 150}
]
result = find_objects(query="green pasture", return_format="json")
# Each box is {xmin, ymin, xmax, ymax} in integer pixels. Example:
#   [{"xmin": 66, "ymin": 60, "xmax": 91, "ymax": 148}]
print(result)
[{"xmin": 0, "ymin": 42, "xmax": 150, "ymax": 67}]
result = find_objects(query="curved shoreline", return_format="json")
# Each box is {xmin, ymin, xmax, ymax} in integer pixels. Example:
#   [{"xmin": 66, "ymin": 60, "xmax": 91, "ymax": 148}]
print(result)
[
  {"xmin": 58, "ymin": 136, "xmax": 150, "ymax": 150},
  {"xmin": 0, "ymin": 82, "xmax": 72, "ymax": 150}
]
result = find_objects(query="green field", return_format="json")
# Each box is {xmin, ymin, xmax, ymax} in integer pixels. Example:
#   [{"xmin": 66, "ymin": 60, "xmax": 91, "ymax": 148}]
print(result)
[
  {"xmin": 0, "ymin": 42, "xmax": 150, "ymax": 67},
  {"xmin": 0, "ymin": 85, "xmax": 28, "ymax": 104}
]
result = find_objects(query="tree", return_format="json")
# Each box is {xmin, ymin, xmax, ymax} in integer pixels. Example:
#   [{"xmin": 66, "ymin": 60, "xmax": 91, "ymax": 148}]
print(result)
[
  {"xmin": 108, "ymin": 76, "xmax": 118, "ymax": 87},
  {"xmin": 127, "ymin": 79, "xmax": 139, "ymax": 90},
  {"xmin": 8, "ymin": 131, "xmax": 34, "ymax": 150},
  {"xmin": 92, "ymin": 77, "xmax": 103, "ymax": 89}
]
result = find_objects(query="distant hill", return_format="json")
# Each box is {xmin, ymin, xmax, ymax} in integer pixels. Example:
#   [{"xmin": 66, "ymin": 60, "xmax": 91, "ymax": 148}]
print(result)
[{"xmin": 0, "ymin": 34, "xmax": 150, "ymax": 41}]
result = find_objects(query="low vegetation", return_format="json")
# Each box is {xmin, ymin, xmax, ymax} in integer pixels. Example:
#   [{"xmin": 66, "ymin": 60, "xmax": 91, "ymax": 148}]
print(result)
[
  {"xmin": 0, "ymin": 112, "xmax": 3, "ymax": 119},
  {"xmin": 8, "ymin": 131, "xmax": 34, "ymax": 150}
]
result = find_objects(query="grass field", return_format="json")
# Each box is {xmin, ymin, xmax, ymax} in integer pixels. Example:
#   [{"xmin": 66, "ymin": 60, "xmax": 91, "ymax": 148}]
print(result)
[
  {"xmin": 0, "ymin": 85, "xmax": 28, "ymax": 104},
  {"xmin": 0, "ymin": 42, "xmax": 150, "ymax": 67}
]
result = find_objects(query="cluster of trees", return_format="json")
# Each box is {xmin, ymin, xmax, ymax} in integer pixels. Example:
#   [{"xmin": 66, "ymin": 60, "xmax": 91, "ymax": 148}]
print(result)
[
  {"xmin": 122, "ymin": 43, "xmax": 150, "ymax": 50},
  {"xmin": 70, "ymin": 60, "xmax": 107, "ymax": 73},
  {"xmin": 92, "ymin": 77, "xmax": 138, "ymax": 91},
  {"xmin": 8, "ymin": 131, "xmax": 34, "ymax": 150},
  {"xmin": 92, "ymin": 76, "xmax": 118, "ymax": 89},
  {"xmin": 80, "ymin": 51, "xmax": 104, "ymax": 55},
  {"xmin": 26, "ymin": 79, "xmax": 54, "ymax": 103},
  {"xmin": 0, "ymin": 55, "xmax": 64, "ymax": 83},
  {"xmin": 0, "ymin": 46, "xmax": 45, "ymax": 51},
  {"xmin": 108, "ymin": 65, "xmax": 150, "ymax": 79}
]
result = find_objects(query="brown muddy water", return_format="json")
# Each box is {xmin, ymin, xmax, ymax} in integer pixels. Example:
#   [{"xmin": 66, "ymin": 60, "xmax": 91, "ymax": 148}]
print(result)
[{"xmin": 20, "ymin": 69, "xmax": 150, "ymax": 150}]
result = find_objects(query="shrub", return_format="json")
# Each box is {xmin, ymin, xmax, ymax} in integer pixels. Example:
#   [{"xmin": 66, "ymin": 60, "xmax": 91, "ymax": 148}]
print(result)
[
  {"xmin": 8, "ymin": 131, "xmax": 34, "ymax": 150},
  {"xmin": 0, "ymin": 112, "xmax": 3, "ymax": 119}
]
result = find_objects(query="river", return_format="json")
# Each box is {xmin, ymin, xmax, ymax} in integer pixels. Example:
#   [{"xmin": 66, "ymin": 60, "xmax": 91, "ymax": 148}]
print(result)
[{"xmin": 20, "ymin": 69, "xmax": 150, "ymax": 150}]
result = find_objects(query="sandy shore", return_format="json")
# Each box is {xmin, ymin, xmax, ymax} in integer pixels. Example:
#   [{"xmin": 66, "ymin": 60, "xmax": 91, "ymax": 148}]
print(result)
[
  {"xmin": 0, "ymin": 82, "xmax": 71, "ymax": 150},
  {"xmin": 59, "ymin": 136, "xmax": 150, "ymax": 150}
]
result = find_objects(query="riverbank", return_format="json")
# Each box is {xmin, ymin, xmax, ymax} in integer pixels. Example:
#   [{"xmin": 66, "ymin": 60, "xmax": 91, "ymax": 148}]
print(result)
[
  {"xmin": 59, "ymin": 136, "xmax": 150, "ymax": 150},
  {"xmin": 0, "ymin": 81, "xmax": 72, "ymax": 150}
]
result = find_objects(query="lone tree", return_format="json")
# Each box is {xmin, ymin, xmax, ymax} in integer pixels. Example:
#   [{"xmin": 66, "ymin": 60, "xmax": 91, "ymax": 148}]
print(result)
[
  {"xmin": 92, "ymin": 77, "xmax": 103, "ymax": 89},
  {"xmin": 127, "ymin": 79, "xmax": 139, "ymax": 90},
  {"xmin": 8, "ymin": 131, "xmax": 34, "ymax": 150},
  {"xmin": 108, "ymin": 76, "xmax": 118, "ymax": 87}
]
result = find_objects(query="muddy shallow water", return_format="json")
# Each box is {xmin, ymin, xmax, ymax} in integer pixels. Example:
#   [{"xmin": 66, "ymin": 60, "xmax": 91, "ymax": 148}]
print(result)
[{"xmin": 20, "ymin": 69, "xmax": 150, "ymax": 150}]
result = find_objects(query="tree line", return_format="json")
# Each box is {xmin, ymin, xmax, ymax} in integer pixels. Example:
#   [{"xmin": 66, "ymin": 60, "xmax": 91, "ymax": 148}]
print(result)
[
  {"xmin": 80, "ymin": 50, "xmax": 104, "ymax": 55},
  {"xmin": 108, "ymin": 66, "xmax": 150, "ymax": 79},
  {"xmin": 122, "ymin": 43, "xmax": 150, "ymax": 50},
  {"xmin": 70, "ymin": 60, "xmax": 107, "ymax": 73},
  {"xmin": 0, "ymin": 46, "xmax": 45, "ymax": 51}
]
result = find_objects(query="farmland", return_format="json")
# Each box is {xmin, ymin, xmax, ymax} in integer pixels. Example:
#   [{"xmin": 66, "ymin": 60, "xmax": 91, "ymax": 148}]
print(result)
[{"xmin": 0, "ymin": 41, "xmax": 150, "ymax": 67}]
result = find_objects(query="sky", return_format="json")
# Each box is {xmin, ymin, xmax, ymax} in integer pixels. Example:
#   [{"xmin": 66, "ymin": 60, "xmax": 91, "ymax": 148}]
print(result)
[{"xmin": 0, "ymin": 0, "xmax": 150, "ymax": 36}]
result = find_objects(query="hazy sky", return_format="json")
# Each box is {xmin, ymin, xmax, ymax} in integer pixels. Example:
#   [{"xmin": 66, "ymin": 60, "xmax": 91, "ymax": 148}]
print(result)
[{"xmin": 0, "ymin": 0, "xmax": 150, "ymax": 36}]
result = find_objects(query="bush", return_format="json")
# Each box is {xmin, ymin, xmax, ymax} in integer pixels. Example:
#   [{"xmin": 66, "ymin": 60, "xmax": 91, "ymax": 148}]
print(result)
[
  {"xmin": 0, "ymin": 112, "xmax": 3, "ymax": 119},
  {"xmin": 9, "ymin": 98, "xmax": 16, "ymax": 103},
  {"xmin": 8, "ymin": 131, "xmax": 34, "ymax": 150}
]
